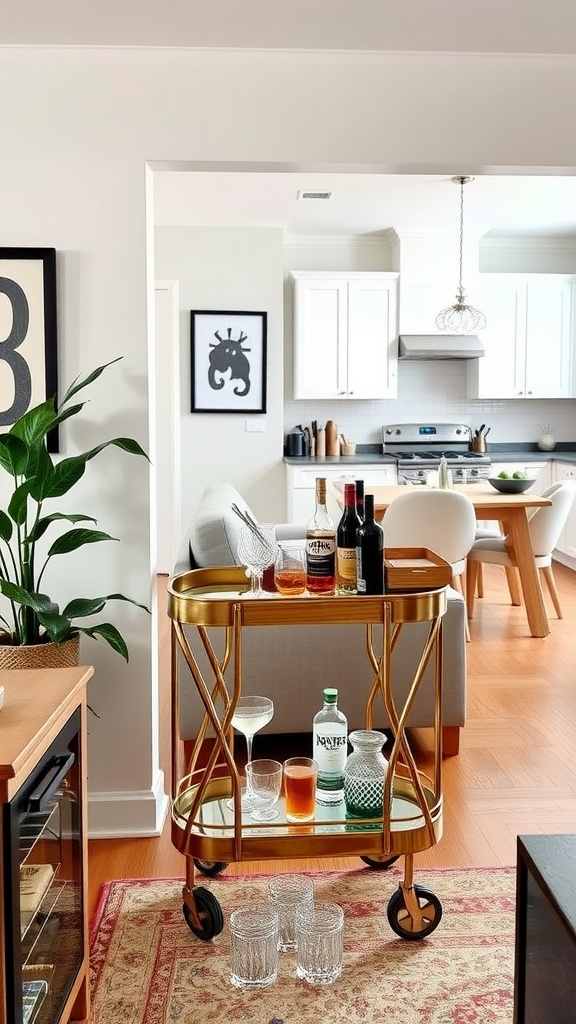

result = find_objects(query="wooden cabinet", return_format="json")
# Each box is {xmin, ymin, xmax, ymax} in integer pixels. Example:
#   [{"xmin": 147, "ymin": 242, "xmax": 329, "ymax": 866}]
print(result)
[
  {"xmin": 286, "ymin": 462, "xmax": 397, "ymax": 523},
  {"xmin": 291, "ymin": 271, "xmax": 399, "ymax": 400},
  {"xmin": 467, "ymin": 274, "xmax": 575, "ymax": 399},
  {"xmin": 514, "ymin": 834, "xmax": 576, "ymax": 1023},
  {"xmin": 0, "ymin": 667, "xmax": 93, "ymax": 1024},
  {"xmin": 552, "ymin": 461, "xmax": 576, "ymax": 567}
]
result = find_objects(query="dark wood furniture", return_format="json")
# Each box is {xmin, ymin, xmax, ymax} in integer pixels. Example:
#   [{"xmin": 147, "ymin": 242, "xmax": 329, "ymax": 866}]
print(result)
[
  {"xmin": 0, "ymin": 667, "xmax": 93, "ymax": 1024},
  {"xmin": 515, "ymin": 833, "xmax": 576, "ymax": 1023}
]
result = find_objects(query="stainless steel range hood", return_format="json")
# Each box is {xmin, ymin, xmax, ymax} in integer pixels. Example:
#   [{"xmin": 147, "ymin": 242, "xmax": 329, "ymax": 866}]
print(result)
[{"xmin": 398, "ymin": 334, "xmax": 485, "ymax": 360}]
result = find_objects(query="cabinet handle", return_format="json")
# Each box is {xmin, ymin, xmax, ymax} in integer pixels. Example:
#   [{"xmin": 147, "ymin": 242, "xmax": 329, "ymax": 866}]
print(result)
[{"xmin": 26, "ymin": 752, "xmax": 75, "ymax": 812}]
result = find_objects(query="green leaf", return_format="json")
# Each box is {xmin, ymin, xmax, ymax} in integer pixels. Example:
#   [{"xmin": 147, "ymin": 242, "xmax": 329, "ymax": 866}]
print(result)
[
  {"xmin": 26, "ymin": 513, "xmax": 97, "ymax": 544},
  {"xmin": 0, "ymin": 582, "xmax": 58, "ymax": 615},
  {"xmin": 63, "ymin": 593, "xmax": 150, "ymax": 618},
  {"xmin": 10, "ymin": 399, "xmax": 57, "ymax": 447},
  {"xmin": 59, "ymin": 357, "xmax": 123, "ymax": 406},
  {"xmin": 0, "ymin": 434, "xmax": 29, "ymax": 476},
  {"xmin": 41, "ymin": 456, "xmax": 88, "ymax": 498},
  {"xmin": 46, "ymin": 528, "xmax": 118, "ymax": 557},
  {"xmin": 0, "ymin": 510, "xmax": 13, "ymax": 543},
  {"xmin": 26, "ymin": 441, "xmax": 54, "ymax": 497},
  {"xmin": 8, "ymin": 481, "xmax": 33, "ymax": 526},
  {"xmin": 78, "ymin": 622, "xmax": 129, "ymax": 661},
  {"xmin": 36, "ymin": 611, "xmax": 74, "ymax": 644}
]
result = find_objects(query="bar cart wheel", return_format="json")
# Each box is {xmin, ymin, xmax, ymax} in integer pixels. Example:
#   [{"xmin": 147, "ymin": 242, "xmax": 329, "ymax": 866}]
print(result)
[
  {"xmin": 183, "ymin": 886, "xmax": 225, "ymax": 940},
  {"xmin": 360, "ymin": 854, "xmax": 400, "ymax": 870},
  {"xmin": 193, "ymin": 858, "xmax": 229, "ymax": 877},
  {"xmin": 387, "ymin": 884, "xmax": 442, "ymax": 940}
]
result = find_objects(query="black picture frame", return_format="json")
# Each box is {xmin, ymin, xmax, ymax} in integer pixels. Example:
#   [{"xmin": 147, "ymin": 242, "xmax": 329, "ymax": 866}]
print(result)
[
  {"xmin": 190, "ymin": 310, "xmax": 267, "ymax": 413},
  {"xmin": 0, "ymin": 247, "xmax": 59, "ymax": 451}
]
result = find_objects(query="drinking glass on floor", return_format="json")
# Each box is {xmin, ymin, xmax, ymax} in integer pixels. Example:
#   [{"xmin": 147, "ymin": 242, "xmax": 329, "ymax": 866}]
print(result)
[
  {"xmin": 295, "ymin": 900, "xmax": 344, "ymax": 985},
  {"xmin": 268, "ymin": 873, "xmax": 314, "ymax": 951},
  {"xmin": 229, "ymin": 905, "xmax": 279, "ymax": 988}
]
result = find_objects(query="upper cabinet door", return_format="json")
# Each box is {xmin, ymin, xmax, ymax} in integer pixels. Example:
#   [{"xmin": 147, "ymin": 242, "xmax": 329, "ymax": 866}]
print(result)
[
  {"xmin": 467, "ymin": 274, "xmax": 575, "ymax": 399},
  {"xmin": 292, "ymin": 271, "xmax": 398, "ymax": 400}
]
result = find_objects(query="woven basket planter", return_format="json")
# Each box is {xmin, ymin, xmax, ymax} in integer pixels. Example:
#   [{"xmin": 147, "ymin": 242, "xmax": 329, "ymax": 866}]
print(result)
[{"xmin": 0, "ymin": 633, "xmax": 80, "ymax": 670}]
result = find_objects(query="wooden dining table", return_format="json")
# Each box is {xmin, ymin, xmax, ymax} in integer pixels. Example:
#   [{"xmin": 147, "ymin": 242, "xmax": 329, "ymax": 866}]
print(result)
[{"xmin": 369, "ymin": 484, "xmax": 553, "ymax": 638}]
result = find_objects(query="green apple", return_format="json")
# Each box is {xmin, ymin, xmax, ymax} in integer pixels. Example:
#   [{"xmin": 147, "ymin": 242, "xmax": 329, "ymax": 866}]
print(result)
[
  {"xmin": 498, "ymin": 470, "xmax": 510, "ymax": 479},
  {"xmin": 512, "ymin": 471, "xmax": 526, "ymax": 479}
]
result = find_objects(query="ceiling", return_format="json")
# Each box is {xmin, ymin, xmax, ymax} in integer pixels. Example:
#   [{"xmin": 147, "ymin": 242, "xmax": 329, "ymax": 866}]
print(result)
[
  {"xmin": 7, "ymin": 2, "xmax": 576, "ymax": 239},
  {"xmin": 153, "ymin": 171, "xmax": 576, "ymax": 240},
  {"xmin": 3, "ymin": 0, "xmax": 576, "ymax": 54}
]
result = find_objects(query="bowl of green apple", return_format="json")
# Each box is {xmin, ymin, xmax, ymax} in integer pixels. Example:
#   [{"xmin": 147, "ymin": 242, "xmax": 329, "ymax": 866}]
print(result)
[{"xmin": 488, "ymin": 470, "xmax": 537, "ymax": 494}]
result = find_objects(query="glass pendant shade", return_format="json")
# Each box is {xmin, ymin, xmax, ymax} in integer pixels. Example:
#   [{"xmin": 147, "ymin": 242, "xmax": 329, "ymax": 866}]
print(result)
[{"xmin": 435, "ymin": 176, "xmax": 486, "ymax": 334}]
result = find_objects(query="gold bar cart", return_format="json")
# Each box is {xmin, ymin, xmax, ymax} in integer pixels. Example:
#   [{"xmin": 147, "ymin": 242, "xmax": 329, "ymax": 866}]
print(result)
[{"xmin": 168, "ymin": 566, "xmax": 448, "ymax": 942}]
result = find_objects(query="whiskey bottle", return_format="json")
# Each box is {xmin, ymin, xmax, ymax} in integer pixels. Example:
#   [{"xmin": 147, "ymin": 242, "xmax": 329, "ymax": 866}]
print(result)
[
  {"xmin": 336, "ymin": 482, "xmax": 361, "ymax": 595},
  {"xmin": 313, "ymin": 688, "xmax": 348, "ymax": 804},
  {"xmin": 356, "ymin": 493, "xmax": 384, "ymax": 594},
  {"xmin": 306, "ymin": 477, "xmax": 336, "ymax": 595}
]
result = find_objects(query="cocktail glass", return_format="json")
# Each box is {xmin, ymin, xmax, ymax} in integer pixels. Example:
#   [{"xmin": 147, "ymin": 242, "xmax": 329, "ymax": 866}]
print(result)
[
  {"xmin": 227, "ymin": 696, "xmax": 274, "ymax": 812},
  {"xmin": 238, "ymin": 523, "xmax": 277, "ymax": 597}
]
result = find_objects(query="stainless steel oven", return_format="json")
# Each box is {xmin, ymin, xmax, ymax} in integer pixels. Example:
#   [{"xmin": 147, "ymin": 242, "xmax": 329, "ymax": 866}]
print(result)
[{"xmin": 382, "ymin": 422, "xmax": 492, "ymax": 485}]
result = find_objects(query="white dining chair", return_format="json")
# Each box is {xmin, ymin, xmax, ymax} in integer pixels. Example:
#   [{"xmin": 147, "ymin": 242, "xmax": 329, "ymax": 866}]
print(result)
[
  {"xmin": 382, "ymin": 488, "xmax": 478, "ymax": 639},
  {"xmin": 473, "ymin": 482, "xmax": 567, "ymax": 604},
  {"xmin": 466, "ymin": 480, "xmax": 576, "ymax": 620}
]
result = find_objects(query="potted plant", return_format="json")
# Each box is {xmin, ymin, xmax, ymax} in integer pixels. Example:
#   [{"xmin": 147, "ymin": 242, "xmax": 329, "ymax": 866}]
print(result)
[{"xmin": 0, "ymin": 357, "xmax": 149, "ymax": 669}]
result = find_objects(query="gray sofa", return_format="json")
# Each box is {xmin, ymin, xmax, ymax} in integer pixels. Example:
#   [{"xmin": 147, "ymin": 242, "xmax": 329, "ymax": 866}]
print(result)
[{"xmin": 172, "ymin": 484, "xmax": 467, "ymax": 755}]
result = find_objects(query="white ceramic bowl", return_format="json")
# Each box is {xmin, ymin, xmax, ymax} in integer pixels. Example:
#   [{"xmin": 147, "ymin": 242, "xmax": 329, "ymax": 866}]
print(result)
[{"xmin": 488, "ymin": 477, "xmax": 537, "ymax": 494}]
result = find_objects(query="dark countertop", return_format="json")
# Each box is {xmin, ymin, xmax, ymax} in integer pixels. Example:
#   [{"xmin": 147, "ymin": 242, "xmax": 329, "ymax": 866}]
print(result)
[{"xmin": 285, "ymin": 444, "xmax": 576, "ymax": 468}]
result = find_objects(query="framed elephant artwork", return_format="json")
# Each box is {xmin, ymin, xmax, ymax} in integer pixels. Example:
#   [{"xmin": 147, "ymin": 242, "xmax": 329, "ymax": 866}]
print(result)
[{"xmin": 190, "ymin": 309, "xmax": 267, "ymax": 413}]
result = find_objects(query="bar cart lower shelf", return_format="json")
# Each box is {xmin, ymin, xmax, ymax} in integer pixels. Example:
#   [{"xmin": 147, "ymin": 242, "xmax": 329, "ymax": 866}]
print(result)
[{"xmin": 167, "ymin": 565, "xmax": 450, "ymax": 944}]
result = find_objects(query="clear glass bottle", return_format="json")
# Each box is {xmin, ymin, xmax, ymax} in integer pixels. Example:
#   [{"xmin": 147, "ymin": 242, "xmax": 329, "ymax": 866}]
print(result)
[
  {"xmin": 344, "ymin": 729, "xmax": 389, "ymax": 826},
  {"xmin": 306, "ymin": 477, "xmax": 336, "ymax": 595},
  {"xmin": 336, "ymin": 482, "xmax": 361, "ymax": 595},
  {"xmin": 313, "ymin": 688, "xmax": 348, "ymax": 804},
  {"xmin": 356, "ymin": 494, "xmax": 384, "ymax": 595}
]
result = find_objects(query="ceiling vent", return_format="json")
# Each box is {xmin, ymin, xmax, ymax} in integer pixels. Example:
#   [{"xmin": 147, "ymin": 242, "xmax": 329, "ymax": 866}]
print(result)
[{"xmin": 297, "ymin": 190, "xmax": 333, "ymax": 201}]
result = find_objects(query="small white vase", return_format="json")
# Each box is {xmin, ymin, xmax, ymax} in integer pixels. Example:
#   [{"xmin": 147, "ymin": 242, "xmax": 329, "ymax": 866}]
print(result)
[{"xmin": 537, "ymin": 434, "xmax": 556, "ymax": 452}]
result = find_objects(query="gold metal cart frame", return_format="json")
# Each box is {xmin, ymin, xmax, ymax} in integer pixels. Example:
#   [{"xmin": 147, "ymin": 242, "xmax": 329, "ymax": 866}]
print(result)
[{"xmin": 168, "ymin": 566, "xmax": 448, "ymax": 941}]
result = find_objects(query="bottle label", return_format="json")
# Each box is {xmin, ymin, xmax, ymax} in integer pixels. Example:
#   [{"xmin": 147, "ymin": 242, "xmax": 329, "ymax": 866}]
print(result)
[
  {"xmin": 337, "ymin": 547, "xmax": 357, "ymax": 589},
  {"xmin": 306, "ymin": 536, "xmax": 336, "ymax": 578},
  {"xmin": 313, "ymin": 729, "xmax": 347, "ymax": 773}
]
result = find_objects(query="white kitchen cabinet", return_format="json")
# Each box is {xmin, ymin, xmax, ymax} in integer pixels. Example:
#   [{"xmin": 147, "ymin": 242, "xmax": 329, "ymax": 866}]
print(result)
[
  {"xmin": 286, "ymin": 462, "xmax": 397, "ymax": 524},
  {"xmin": 552, "ymin": 462, "xmax": 576, "ymax": 568},
  {"xmin": 466, "ymin": 274, "xmax": 575, "ymax": 399},
  {"xmin": 291, "ymin": 271, "xmax": 399, "ymax": 400}
]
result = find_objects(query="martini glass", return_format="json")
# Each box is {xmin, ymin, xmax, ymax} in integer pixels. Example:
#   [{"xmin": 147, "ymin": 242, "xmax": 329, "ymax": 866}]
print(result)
[
  {"xmin": 238, "ymin": 523, "xmax": 277, "ymax": 597},
  {"xmin": 227, "ymin": 696, "xmax": 274, "ymax": 812}
]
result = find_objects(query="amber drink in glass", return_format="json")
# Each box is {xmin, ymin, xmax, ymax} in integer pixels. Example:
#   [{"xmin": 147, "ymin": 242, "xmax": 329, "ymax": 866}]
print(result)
[{"xmin": 284, "ymin": 757, "xmax": 318, "ymax": 822}]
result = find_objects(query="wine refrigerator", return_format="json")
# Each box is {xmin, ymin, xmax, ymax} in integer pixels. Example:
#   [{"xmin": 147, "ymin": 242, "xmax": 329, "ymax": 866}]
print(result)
[{"xmin": 2, "ymin": 708, "xmax": 84, "ymax": 1024}]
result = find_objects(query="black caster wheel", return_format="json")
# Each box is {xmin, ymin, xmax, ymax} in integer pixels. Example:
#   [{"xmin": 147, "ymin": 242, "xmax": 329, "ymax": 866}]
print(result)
[
  {"xmin": 360, "ymin": 854, "xmax": 400, "ymax": 870},
  {"xmin": 387, "ymin": 884, "xmax": 442, "ymax": 940},
  {"xmin": 183, "ymin": 886, "xmax": 224, "ymax": 941},
  {"xmin": 193, "ymin": 858, "xmax": 228, "ymax": 877}
]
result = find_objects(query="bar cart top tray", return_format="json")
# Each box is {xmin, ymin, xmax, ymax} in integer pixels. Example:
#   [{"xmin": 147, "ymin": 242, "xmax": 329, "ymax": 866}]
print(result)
[{"xmin": 167, "ymin": 565, "xmax": 449, "ymax": 628}]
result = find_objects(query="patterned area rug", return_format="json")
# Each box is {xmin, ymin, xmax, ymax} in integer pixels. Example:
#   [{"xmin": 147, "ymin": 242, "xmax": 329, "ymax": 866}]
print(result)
[{"xmin": 90, "ymin": 866, "xmax": 516, "ymax": 1023}]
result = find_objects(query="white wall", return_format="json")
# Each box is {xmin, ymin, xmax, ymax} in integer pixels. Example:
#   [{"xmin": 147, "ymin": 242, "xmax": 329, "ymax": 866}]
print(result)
[
  {"xmin": 1, "ymin": 44, "xmax": 576, "ymax": 834},
  {"xmin": 155, "ymin": 226, "xmax": 286, "ymax": 529}
]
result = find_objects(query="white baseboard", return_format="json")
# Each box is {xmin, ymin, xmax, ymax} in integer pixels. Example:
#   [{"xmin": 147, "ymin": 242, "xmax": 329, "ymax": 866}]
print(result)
[{"xmin": 87, "ymin": 768, "xmax": 169, "ymax": 838}]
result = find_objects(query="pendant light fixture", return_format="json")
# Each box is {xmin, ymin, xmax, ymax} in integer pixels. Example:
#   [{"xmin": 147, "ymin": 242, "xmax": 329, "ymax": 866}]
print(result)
[{"xmin": 435, "ymin": 176, "xmax": 486, "ymax": 334}]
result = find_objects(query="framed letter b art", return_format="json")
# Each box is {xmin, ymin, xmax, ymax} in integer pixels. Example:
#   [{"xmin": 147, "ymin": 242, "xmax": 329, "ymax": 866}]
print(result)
[
  {"xmin": 191, "ymin": 309, "xmax": 267, "ymax": 413},
  {"xmin": 0, "ymin": 247, "xmax": 59, "ymax": 449}
]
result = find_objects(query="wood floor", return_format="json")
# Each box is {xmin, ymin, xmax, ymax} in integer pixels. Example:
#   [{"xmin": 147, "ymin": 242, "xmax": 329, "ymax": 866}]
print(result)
[{"xmin": 88, "ymin": 564, "xmax": 576, "ymax": 918}]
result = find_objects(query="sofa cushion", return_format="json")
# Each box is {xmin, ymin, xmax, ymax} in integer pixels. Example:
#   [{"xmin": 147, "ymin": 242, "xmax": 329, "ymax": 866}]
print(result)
[{"xmin": 188, "ymin": 484, "xmax": 257, "ymax": 568}]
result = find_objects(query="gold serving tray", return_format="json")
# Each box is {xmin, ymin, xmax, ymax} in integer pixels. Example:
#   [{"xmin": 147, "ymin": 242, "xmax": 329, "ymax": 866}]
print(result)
[{"xmin": 167, "ymin": 565, "xmax": 448, "ymax": 627}]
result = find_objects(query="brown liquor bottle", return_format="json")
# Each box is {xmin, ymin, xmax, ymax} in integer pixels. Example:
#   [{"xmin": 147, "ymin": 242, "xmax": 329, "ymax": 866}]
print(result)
[{"xmin": 306, "ymin": 477, "xmax": 336, "ymax": 595}]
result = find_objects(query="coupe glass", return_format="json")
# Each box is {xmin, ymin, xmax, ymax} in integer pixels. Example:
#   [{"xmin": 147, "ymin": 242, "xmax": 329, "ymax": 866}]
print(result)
[
  {"xmin": 227, "ymin": 696, "xmax": 274, "ymax": 812},
  {"xmin": 238, "ymin": 523, "xmax": 277, "ymax": 597},
  {"xmin": 245, "ymin": 759, "xmax": 283, "ymax": 821}
]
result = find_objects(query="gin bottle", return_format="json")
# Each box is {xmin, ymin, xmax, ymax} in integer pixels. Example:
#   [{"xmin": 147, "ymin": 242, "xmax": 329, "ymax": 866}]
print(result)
[{"xmin": 313, "ymin": 688, "xmax": 348, "ymax": 804}]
